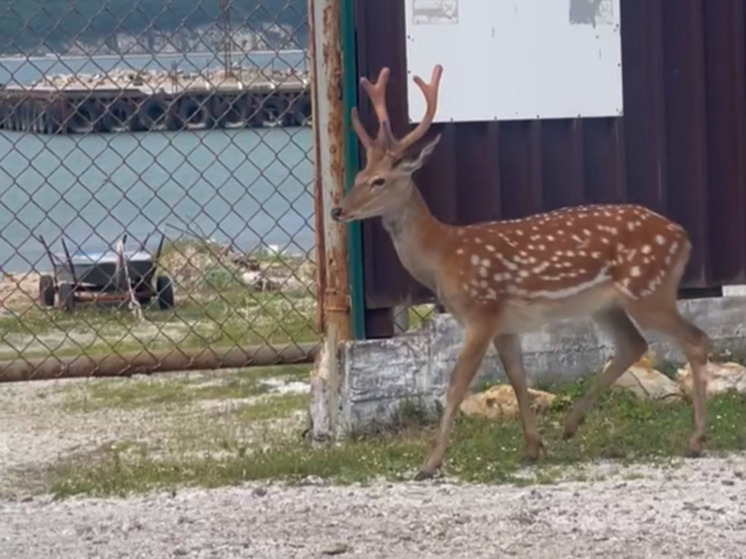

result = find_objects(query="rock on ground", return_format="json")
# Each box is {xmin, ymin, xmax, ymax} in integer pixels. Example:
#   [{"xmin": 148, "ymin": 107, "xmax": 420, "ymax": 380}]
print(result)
[
  {"xmin": 1, "ymin": 455, "xmax": 746, "ymax": 559},
  {"xmin": 460, "ymin": 384, "xmax": 556, "ymax": 420},
  {"xmin": 677, "ymin": 361, "xmax": 746, "ymax": 397}
]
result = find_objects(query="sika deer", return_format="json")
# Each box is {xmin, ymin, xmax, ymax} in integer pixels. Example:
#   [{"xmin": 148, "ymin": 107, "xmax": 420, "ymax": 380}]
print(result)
[{"xmin": 331, "ymin": 64, "xmax": 710, "ymax": 481}]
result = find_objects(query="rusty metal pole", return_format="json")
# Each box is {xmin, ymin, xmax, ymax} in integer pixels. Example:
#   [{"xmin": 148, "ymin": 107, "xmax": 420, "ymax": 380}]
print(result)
[
  {"xmin": 308, "ymin": 0, "xmax": 353, "ymax": 441},
  {"xmin": 0, "ymin": 343, "xmax": 319, "ymax": 383}
]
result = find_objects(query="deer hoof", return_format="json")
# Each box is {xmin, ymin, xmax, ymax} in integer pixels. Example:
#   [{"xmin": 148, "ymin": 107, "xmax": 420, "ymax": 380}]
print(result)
[
  {"xmin": 684, "ymin": 447, "xmax": 702, "ymax": 459},
  {"xmin": 685, "ymin": 435, "xmax": 705, "ymax": 458},
  {"xmin": 520, "ymin": 453, "xmax": 540, "ymax": 466},
  {"xmin": 562, "ymin": 415, "xmax": 580, "ymax": 441},
  {"xmin": 562, "ymin": 425, "xmax": 577, "ymax": 441},
  {"xmin": 414, "ymin": 468, "xmax": 437, "ymax": 481},
  {"xmin": 521, "ymin": 438, "xmax": 545, "ymax": 464},
  {"xmin": 684, "ymin": 444, "xmax": 703, "ymax": 459}
]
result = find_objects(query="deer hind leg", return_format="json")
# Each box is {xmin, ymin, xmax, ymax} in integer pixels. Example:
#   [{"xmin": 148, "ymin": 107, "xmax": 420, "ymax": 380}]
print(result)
[
  {"xmin": 627, "ymin": 304, "xmax": 709, "ymax": 457},
  {"xmin": 415, "ymin": 323, "xmax": 495, "ymax": 481},
  {"xmin": 563, "ymin": 306, "xmax": 648, "ymax": 440},
  {"xmin": 493, "ymin": 334, "xmax": 545, "ymax": 463}
]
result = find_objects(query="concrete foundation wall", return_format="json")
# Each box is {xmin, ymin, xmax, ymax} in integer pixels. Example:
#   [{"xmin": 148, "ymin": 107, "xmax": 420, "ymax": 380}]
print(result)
[{"xmin": 310, "ymin": 295, "xmax": 746, "ymax": 440}]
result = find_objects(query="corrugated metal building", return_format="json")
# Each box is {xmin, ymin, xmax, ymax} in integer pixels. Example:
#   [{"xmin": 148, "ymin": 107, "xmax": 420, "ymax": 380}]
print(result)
[{"xmin": 350, "ymin": 0, "xmax": 746, "ymax": 336}]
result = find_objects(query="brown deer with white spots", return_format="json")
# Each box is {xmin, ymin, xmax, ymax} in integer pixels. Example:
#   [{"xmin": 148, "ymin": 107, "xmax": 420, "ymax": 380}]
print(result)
[{"xmin": 331, "ymin": 64, "xmax": 710, "ymax": 481}]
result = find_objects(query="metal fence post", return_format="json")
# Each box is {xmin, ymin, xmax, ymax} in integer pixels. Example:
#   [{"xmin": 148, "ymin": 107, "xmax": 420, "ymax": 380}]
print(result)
[{"xmin": 308, "ymin": 0, "xmax": 354, "ymax": 440}]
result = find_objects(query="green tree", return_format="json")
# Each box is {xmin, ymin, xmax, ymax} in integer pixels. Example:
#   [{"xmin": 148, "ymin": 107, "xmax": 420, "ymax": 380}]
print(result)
[{"xmin": 0, "ymin": 0, "xmax": 307, "ymax": 54}]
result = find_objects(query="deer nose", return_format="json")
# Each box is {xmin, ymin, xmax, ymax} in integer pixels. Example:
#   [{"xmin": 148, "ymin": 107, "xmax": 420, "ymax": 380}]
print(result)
[{"xmin": 331, "ymin": 207, "xmax": 343, "ymax": 221}]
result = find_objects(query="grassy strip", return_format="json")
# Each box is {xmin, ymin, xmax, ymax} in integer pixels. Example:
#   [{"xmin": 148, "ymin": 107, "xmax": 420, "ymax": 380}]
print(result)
[
  {"xmin": 46, "ymin": 378, "xmax": 746, "ymax": 499},
  {"xmin": 0, "ymin": 237, "xmax": 435, "ymax": 362},
  {"xmin": 0, "ymin": 291, "xmax": 317, "ymax": 339},
  {"xmin": 0, "ymin": 289, "xmax": 431, "ymax": 363},
  {"xmin": 61, "ymin": 364, "xmax": 310, "ymax": 412}
]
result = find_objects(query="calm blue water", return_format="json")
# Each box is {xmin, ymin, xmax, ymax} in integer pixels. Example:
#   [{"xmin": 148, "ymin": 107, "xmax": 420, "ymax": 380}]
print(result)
[
  {"xmin": 0, "ymin": 127, "xmax": 314, "ymax": 272},
  {"xmin": 0, "ymin": 51, "xmax": 314, "ymax": 273}
]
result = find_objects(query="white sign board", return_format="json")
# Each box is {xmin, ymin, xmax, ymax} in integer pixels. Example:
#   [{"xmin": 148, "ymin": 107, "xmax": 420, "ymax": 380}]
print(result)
[{"xmin": 404, "ymin": 0, "xmax": 623, "ymax": 123}]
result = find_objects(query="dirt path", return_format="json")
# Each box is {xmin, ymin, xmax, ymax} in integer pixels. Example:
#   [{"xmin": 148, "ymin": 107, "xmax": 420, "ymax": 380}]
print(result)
[{"xmin": 0, "ymin": 455, "xmax": 744, "ymax": 558}]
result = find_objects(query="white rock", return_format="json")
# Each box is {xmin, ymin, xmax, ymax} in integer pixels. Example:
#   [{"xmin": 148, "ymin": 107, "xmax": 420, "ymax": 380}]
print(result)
[
  {"xmin": 459, "ymin": 384, "xmax": 556, "ymax": 420},
  {"xmin": 611, "ymin": 357, "xmax": 683, "ymax": 402},
  {"xmin": 676, "ymin": 361, "xmax": 746, "ymax": 397}
]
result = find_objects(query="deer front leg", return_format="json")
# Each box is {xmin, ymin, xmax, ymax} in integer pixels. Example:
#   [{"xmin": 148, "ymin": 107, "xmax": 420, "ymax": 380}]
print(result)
[
  {"xmin": 415, "ymin": 325, "xmax": 494, "ymax": 481},
  {"xmin": 493, "ymin": 334, "xmax": 545, "ymax": 463}
]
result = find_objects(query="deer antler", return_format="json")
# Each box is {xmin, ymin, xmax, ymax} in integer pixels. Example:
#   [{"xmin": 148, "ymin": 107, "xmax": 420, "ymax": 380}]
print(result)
[
  {"xmin": 392, "ymin": 64, "xmax": 443, "ymax": 155},
  {"xmin": 351, "ymin": 64, "xmax": 443, "ymax": 156},
  {"xmin": 351, "ymin": 67, "xmax": 391, "ymax": 152}
]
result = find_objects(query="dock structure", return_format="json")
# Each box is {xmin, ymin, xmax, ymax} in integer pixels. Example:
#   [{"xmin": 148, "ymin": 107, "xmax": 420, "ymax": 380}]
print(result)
[{"xmin": 0, "ymin": 67, "xmax": 312, "ymax": 134}]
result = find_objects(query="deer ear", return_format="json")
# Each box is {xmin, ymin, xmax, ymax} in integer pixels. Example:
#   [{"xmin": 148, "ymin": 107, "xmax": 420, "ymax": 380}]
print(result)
[{"xmin": 395, "ymin": 133, "xmax": 442, "ymax": 175}]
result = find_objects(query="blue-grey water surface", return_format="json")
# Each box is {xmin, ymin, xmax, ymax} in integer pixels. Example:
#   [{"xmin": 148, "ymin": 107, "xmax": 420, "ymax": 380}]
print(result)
[{"xmin": 0, "ymin": 51, "xmax": 314, "ymax": 273}]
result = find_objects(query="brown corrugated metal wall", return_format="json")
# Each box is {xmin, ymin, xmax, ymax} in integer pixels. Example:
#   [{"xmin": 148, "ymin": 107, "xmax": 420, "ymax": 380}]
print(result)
[{"xmin": 351, "ymin": 0, "xmax": 746, "ymax": 336}]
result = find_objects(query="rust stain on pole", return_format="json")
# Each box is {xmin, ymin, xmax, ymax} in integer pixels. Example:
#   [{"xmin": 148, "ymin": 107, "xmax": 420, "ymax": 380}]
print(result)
[
  {"xmin": 0, "ymin": 343, "xmax": 320, "ymax": 383},
  {"xmin": 319, "ymin": 0, "xmax": 351, "ymax": 340}
]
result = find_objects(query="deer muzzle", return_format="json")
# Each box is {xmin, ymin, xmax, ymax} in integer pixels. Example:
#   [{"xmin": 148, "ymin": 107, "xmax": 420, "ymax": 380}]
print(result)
[{"xmin": 331, "ymin": 206, "xmax": 357, "ymax": 223}]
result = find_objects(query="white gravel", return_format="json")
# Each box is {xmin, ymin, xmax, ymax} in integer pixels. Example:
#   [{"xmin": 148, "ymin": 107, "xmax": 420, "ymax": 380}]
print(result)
[
  {"xmin": 0, "ymin": 371, "xmax": 308, "ymax": 496},
  {"xmin": 0, "ymin": 378, "xmax": 145, "ymax": 490},
  {"xmin": 2, "ymin": 375, "xmax": 746, "ymax": 557},
  {"xmin": 1, "ymin": 455, "xmax": 746, "ymax": 558}
]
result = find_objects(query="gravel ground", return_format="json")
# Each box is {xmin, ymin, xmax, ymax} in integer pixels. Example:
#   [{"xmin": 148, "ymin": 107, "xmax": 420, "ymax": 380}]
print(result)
[
  {"xmin": 0, "ymin": 377, "xmax": 142, "ymax": 492},
  {"xmin": 3, "ymin": 374, "xmax": 746, "ymax": 558},
  {"xmin": 1, "ymin": 455, "xmax": 746, "ymax": 558},
  {"xmin": 0, "ymin": 372, "xmax": 307, "ymax": 496}
]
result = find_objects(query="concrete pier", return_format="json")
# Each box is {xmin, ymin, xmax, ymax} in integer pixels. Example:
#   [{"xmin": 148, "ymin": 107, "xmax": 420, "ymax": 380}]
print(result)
[{"xmin": 0, "ymin": 67, "xmax": 312, "ymax": 134}]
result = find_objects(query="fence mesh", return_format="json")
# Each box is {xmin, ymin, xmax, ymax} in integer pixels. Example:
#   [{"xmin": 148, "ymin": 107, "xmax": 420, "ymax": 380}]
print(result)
[{"xmin": 0, "ymin": 0, "xmax": 318, "ymax": 381}]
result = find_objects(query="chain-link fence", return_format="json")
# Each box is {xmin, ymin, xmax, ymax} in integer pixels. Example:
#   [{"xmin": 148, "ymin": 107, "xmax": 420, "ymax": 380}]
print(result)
[{"xmin": 0, "ymin": 0, "xmax": 319, "ymax": 381}]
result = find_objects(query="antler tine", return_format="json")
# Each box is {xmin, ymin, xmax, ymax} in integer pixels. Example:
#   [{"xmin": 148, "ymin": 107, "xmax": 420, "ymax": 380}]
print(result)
[
  {"xmin": 392, "ymin": 64, "xmax": 443, "ymax": 155},
  {"xmin": 350, "ymin": 67, "xmax": 392, "ymax": 152},
  {"xmin": 359, "ymin": 67, "xmax": 392, "ymax": 139},
  {"xmin": 350, "ymin": 107, "xmax": 374, "ymax": 151}
]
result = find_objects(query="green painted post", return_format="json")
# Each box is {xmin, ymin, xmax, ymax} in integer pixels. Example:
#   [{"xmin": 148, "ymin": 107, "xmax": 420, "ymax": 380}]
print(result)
[{"xmin": 339, "ymin": 0, "xmax": 366, "ymax": 340}]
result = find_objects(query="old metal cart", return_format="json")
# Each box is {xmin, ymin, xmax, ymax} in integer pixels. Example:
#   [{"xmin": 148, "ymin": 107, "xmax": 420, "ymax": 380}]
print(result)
[{"xmin": 37, "ymin": 232, "xmax": 174, "ymax": 312}]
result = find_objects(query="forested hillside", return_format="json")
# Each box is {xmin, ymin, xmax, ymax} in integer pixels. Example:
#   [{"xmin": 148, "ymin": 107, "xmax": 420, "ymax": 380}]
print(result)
[{"xmin": 0, "ymin": 0, "xmax": 307, "ymax": 55}]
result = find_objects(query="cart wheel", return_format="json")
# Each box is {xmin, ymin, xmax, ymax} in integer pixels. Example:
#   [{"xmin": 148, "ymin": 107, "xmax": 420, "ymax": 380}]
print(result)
[
  {"xmin": 156, "ymin": 275, "xmax": 174, "ymax": 310},
  {"xmin": 38, "ymin": 274, "xmax": 55, "ymax": 307},
  {"xmin": 58, "ymin": 282, "xmax": 75, "ymax": 311}
]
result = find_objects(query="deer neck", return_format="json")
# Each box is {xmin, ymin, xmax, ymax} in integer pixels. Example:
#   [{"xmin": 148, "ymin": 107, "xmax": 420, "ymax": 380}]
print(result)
[{"xmin": 381, "ymin": 184, "xmax": 443, "ymax": 292}]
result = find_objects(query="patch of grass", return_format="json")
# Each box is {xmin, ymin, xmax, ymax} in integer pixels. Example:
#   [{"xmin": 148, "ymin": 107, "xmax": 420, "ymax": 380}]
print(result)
[
  {"xmin": 0, "ymin": 289, "xmax": 317, "ymax": 338},
  {"xmin": 233, "ymin": 392, "xmax": 309, "ymax": 421},
  {"xmin": 408, "ymin": 304, "xmax": 436, "ymax": 329},
  {"xmin": 62, "ymin": 365, "xmax": 309, "ymax": 412},
  {"xmin": 0, "ymin": 237, "xmax": 318, "ymax": 361},
  {"xmin": 0, "ymin": 287, "xmax": 319, "ymax": 361},
  {"xmin": 46, "ymin": 383, "xmax": 746, "ymax": 499}
]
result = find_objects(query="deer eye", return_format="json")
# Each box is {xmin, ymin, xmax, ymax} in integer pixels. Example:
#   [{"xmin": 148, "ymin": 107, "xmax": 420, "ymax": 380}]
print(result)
[{"xmin": 371, "ymin": 177, "xmax": 385, "ymax": 188}]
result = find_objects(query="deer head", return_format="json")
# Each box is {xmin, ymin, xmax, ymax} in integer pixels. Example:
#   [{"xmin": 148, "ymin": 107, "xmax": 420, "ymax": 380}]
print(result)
[{"xmin": 331, "ymin": 65, "xmax": 444, "ymax": 223}]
